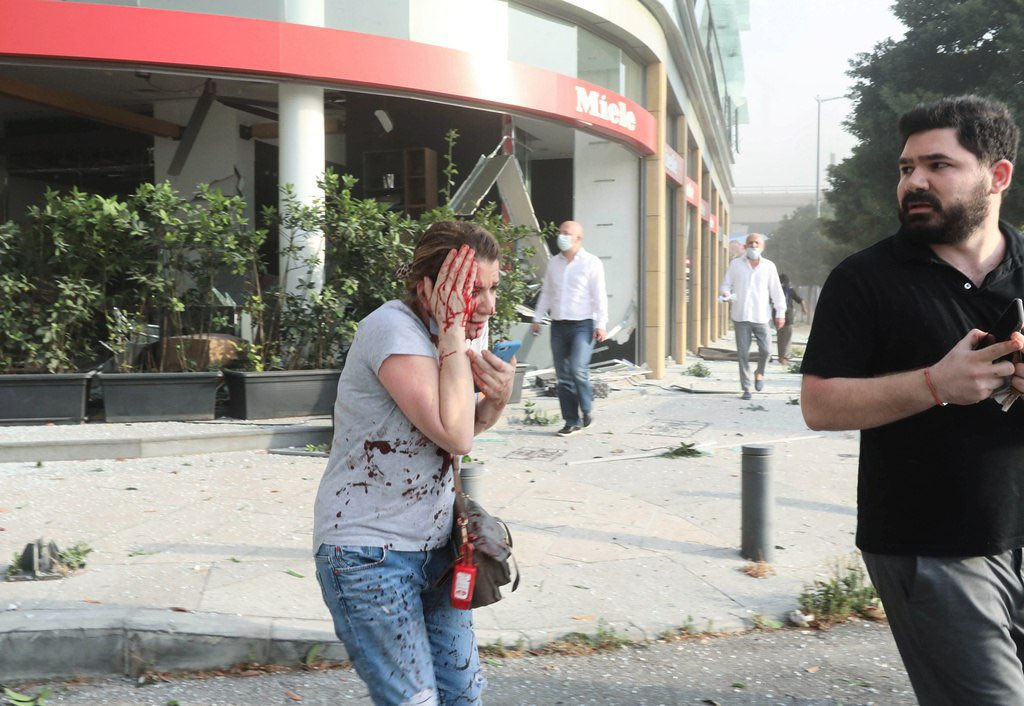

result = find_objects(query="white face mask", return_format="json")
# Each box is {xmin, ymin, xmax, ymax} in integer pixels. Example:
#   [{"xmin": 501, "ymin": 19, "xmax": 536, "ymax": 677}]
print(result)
[
  {"xmin": 745, "ymin": 246, "xmax": 761, "ymax": 260},
  {"xmin": 556, "ymin": 233, "xmax": 574, "ymax": 252}
]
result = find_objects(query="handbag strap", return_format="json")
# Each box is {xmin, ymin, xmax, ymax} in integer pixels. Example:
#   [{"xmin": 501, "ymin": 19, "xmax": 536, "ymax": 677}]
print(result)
[
  {"xmin": 452, "ymin": 454, "xmax": 470, "ymax": 519},
  {"xmin": 453, "ymin": 453, "xmax": 464, "ymax": 496}
]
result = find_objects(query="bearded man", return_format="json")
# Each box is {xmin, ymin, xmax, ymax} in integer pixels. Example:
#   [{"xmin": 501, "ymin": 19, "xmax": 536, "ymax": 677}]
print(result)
[{"xmin": 801, "ymin": 95, "xmax": 1024, "ymax": 705}]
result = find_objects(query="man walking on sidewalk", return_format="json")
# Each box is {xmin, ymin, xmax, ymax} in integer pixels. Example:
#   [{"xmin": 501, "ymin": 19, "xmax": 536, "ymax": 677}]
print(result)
[
  {"xmin": 775, "ymin": 273, "xmax": 808, "ymax": 366},
  {"xmin": 720, "ymin": 233, "xmax": 786, "ymax": 399},
  {"xmin": 531, "ymin": 220, "xmax": 608, "ymax": 436},
  {"xmin": 801, "ymin": 95, "xmax": 1024, "ymax": 705}
]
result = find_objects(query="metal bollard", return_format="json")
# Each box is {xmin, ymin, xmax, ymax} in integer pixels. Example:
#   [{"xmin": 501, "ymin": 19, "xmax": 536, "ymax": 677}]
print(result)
[
  {"xmin": 741, "ymin": 444, "xmax": 774, "ymax": 562},
  {"xmin": 459, "ymin": 462, "xmax": 487, "ymax": 505}
]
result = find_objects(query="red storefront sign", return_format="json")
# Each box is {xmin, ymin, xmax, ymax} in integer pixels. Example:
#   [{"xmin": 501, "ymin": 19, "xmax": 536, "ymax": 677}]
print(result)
[
  {"xmin": 664, "ymin": 143, "xmax": 684, "ymax": 186},
  {"xmin": 0, "ymin": 0, "xmax": 657, "ymax": 154},
  {"xmin": 684, "ymin": 177, "xmax": 699, "ymax": 206}
]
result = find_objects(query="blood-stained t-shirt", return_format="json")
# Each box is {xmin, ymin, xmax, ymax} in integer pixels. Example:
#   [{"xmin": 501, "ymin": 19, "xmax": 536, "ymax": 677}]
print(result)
[{"xmin": 313, "ymin": 300, "xmax": 457, "ymax": 552}]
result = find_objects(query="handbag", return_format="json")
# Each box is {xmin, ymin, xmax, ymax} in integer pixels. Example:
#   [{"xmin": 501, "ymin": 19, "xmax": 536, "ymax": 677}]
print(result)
[{"xmin": 447, "ymin": 461, "xmax": 520, "ymax": 609}]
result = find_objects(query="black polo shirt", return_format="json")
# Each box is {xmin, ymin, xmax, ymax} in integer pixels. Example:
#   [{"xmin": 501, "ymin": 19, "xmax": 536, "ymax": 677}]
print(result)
[{"xmin": 802, "ymin": 222, "xmax": 1024, "ymax": 556}]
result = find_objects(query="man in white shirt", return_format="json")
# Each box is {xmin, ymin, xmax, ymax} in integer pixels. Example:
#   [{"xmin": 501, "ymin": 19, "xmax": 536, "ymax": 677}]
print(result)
[
  {"xmin": 720, "ymin": 233, "xmax": 786, "ymax": 400},
  {"xmin": 530, "ymin": 220, "xmax": 608, "ymax": 435}
]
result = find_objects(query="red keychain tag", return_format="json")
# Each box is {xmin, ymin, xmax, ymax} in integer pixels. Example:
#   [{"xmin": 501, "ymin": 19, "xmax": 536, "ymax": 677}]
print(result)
[{"xmin": 450, "ymin": 517, "xmax": 477, "ymax": 610}]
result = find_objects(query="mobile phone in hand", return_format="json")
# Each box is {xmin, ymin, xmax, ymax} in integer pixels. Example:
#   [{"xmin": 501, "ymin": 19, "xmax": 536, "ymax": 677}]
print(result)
[
  {"xmin": 491, "ymin": 340, "xmax": 521, "ymax": 363},
  {"xmin": 987, "ymin": 298, "xmax": 1024, "ymax": 361}
]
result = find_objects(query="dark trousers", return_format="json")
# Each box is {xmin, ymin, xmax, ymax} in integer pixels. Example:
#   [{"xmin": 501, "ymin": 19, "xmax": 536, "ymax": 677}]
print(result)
[
  {"xmin": 863, "ymin": 550, "xmax": 1024, "ymax": 705},
  {"xmin": 776, "ymin": 323, "xmax": 793, "ymax": 361}
]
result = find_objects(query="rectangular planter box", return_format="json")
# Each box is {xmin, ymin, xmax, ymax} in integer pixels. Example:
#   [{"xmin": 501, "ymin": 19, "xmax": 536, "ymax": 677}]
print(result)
[
  {"xmin": 509, "ymin": 363, "xmax": 532, "ymax": 404},
  {"xmin": 0, "ymin": 371, "xmax": 94, "ymax": 425},
  {"xmin": 99, "ymin": 372, "xmax": 222, "ymax": 423},
  {"xmin": 223, "ymin": 369, "xmax": 341, "ymax": 420}
]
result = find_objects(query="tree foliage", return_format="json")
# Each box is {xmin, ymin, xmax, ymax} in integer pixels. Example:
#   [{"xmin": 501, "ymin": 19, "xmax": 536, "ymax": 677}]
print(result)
[
  {"xmin": 824, "ymin": 0, "xmax": 1024, "ymax": 253},
  {"xmin": 766, "ymin": 204, "xmax": 844, "ymax": 288}
]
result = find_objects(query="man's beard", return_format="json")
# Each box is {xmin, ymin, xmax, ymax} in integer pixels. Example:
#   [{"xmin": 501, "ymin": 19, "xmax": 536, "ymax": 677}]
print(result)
[{"xmin": 897, "ymin": 181, "xmax": 990, "ymax": 246}]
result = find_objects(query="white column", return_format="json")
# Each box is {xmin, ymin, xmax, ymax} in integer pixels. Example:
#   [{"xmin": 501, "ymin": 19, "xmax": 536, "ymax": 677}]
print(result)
[{"xmin": 279, "ymin": 0, "xmax": 325, "ymax": 292}]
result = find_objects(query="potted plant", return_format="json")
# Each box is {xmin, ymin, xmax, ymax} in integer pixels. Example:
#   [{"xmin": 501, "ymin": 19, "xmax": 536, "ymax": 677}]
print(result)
[
  {"xmin": 223, "ymin": 190, "xmax": 346, "ymax": 420},
  {"xmin": 0, "ymin": 191, "xmax": 129, "ymax": 423},
  {"xmin": 98, "ymin": 183, "xmax": 256, "ymax": 422},
  {"xmin": 224, "ymin": 172, "xmax": 415, "ymax": 419}
]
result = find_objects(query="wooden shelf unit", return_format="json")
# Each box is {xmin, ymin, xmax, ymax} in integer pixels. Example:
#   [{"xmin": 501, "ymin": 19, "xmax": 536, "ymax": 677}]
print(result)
[{"xmin": 362, "ymin": 147, "xmax": 438, "ymax": 217}]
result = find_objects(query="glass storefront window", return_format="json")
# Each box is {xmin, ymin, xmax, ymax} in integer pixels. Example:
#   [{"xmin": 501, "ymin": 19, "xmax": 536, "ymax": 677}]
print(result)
[
  {"xmin": 63, "ymin": 0, "xmax": 281, "ymax": 19},
  {"xmin": 507, "ymin": 4, "xmax": 576, "ymax": 75},
  {"xmin": 578, "ymin": 29, "xmax": 620, "ymax": 94},
  {"xmin": 62, "ymin": 0, "xmax": 411, "ymax": 36},
  {"xmin": 326, "ymin": 0, "xmax": 409, "ymax": 38},
  {"xmin": 508, "ymin": 4, "xmax": 642, "ymax": 102},
  {"xmin": 621, "ymin": 54, "xmax": 643, "ymax": 104}
]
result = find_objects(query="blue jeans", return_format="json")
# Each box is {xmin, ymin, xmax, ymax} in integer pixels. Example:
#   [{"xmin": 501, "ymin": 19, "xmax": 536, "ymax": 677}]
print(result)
[
  {"xmin": 314, "ymin": 543, "xmax": 485, "ymax": 706},
  {"xmin": 550, "ymin": 319, "xmax": 595, "ymax": 426}
]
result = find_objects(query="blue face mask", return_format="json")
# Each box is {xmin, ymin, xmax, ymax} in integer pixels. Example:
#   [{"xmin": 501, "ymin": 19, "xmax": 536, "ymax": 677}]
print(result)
[
  {"xmin": 556, "ymin": 234, "xmax": 573, "ymax": 252},
  {"xmin": 745, "ymin": 247, "xmax": 761, "ymax": 261}
]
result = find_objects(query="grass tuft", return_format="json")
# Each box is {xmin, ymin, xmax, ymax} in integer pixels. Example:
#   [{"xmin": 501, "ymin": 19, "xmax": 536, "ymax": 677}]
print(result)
[
  {"xmin": 685, "ymin": 362, "xmax": 711, "ymax": 378},
  {"xmin": 799, "ymin": 555, "xmax": 880, "ymax": 627}
]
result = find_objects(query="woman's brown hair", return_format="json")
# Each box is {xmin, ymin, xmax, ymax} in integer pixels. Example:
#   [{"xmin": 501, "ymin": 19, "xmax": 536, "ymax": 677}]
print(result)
[{"xmin": 402, "ymin": 220, "xmax": 500, "ymax": 298}]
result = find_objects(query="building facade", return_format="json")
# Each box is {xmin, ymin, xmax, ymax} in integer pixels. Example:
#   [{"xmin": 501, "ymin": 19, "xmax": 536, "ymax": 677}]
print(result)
[{"xmin": 0, "ymin": 0, "xmax": 746, "ymax": 377}]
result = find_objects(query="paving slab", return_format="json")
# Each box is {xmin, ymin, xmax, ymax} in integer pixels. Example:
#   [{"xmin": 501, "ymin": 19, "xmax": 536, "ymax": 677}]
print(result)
[{"xmin": 0, "ymin": 329, "xmax": 868, "ymax": 682}]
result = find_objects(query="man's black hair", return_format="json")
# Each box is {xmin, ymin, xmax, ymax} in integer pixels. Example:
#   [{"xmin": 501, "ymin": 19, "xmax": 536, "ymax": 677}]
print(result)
[{"xmin": 898, "ymin": 95, "xmax": 1019, "ymax": 167}]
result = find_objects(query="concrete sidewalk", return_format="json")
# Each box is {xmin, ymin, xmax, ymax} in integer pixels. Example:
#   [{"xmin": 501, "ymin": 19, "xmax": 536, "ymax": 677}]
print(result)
[{"xmin": 0, "ymin": 329, "xmax": 865, "ymax": 682}]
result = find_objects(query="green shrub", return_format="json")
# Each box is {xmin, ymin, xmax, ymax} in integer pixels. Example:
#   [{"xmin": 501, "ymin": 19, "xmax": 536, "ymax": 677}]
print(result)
[
  {"xmin": 799, "ymin": 556, "xmax": 879, "ymax": 625},
  {"xmin": 685, "ymin": 362, "xmax": 710, "ymax": 377}
]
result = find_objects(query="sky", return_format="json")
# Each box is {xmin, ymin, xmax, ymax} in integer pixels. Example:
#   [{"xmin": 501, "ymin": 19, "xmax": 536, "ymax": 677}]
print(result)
[{"xmin": 731, "ymin": 0, "xmax": 907, "ymax": 192}]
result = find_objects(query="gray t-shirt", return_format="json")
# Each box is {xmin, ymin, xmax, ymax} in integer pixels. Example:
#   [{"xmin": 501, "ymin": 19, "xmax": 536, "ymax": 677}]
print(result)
[{"xmin": 313, "ymin": 300, "xmax": 457, "ymax": 552}]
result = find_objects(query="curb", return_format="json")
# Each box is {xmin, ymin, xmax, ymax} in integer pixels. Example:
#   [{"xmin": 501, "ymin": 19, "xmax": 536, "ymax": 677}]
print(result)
[
  {"xmin": 0, "ymin": 605, "xmax": 751, "ymax": 682},
  {"xmin": 0, "ymin": 608, "xmax": 348, "ymax": 681},
  {"xmin": 0, "ymin": 423, "xmax": 333, "ymax": 463}
]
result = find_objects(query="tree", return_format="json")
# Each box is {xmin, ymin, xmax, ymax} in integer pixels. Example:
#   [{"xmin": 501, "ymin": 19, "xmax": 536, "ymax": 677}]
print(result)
[
  {"xmin": 824, "ymin": 0, "xmax": 1024, "ymax": 253},
  {"xmin": 767, "ymin": 204, "xmax": 845, "ymax": 288}
]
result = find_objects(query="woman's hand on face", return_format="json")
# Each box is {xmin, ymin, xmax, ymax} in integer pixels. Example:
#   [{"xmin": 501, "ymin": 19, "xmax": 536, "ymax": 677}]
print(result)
[
  {"xmin": 425, "ymin": 245, "xmax": 478, "ymax": 337},
  {"xmin": 468, "ymin": 348, "xmax": 514, "ymax": 401}
]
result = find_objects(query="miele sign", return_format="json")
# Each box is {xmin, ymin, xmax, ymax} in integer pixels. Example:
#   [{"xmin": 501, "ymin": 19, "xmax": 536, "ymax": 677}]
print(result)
[
  {"xmin": 0, "ymin": 2, "xmax": 658, "ymax": 154},
  {"xmin": 574, "ymin": 86, "xmax": 638, "ymax": 132}
]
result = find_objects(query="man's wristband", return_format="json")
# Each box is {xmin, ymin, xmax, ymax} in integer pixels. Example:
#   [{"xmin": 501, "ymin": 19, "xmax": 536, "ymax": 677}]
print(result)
[{"xmin": 924, "ymin": 367, "xmax": 947, "ymax": 407}]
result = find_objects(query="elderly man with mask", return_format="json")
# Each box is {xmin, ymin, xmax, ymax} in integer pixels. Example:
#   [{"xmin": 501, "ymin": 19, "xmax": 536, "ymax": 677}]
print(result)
[{"xmin": 720, "ymin": 233, "xmax": 786, "ymax": 400}]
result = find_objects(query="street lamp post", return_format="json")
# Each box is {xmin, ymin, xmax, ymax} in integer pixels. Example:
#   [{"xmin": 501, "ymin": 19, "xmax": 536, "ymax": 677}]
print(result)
[{"xmin": 815, "ymin": 95, "xmax": 844, "ymax": 217}]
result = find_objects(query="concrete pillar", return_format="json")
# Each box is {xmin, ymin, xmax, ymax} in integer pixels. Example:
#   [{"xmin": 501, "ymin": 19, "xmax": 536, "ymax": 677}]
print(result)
[
  {"xmin": 721, "ymin": 205, "xmax": 731, "ymax": 336},
  {"xmin": 715, "ymin": 193, "xmax": 726, "ymax": 339},
  {"xmin": 279, "ymin": 1, "xmax": 325, "ymax": 292},
  {"xmin": 700, "ymin": 170, "xmax": 712, "ymax": 347},
  {"xmin": 643, "ymin": 62, "xmax": 667, "ymax": 380},
  {"xmin": 689, "ymin": 146, "xmax": 703, "ymax": 353},
  {"xmin": 709, "ymin": 186, "xmax": 720, "ymax": 342},
  {"xmin": 673, "ymin": 118, "xmax": 689, "ymax": 365}
]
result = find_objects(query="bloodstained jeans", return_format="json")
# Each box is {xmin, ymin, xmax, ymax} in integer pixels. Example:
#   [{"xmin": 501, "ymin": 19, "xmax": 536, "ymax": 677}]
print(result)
[{"xmin": 315, "ymin": 543, "xmax": 484, "ymax": 705}]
